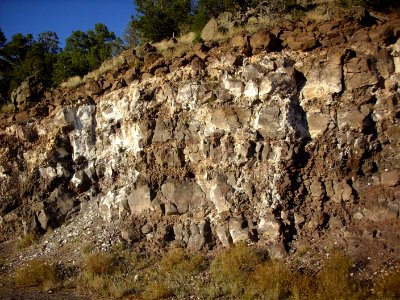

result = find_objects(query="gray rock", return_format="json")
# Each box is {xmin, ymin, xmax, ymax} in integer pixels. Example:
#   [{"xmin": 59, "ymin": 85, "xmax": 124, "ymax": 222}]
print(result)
[
  {"xmin": 201, "ymin": 18, "xmax": 218, "ymax": 42},
  {"xmin": 215, "ymin": 223, "xmax": 231, "ymax": 247},
  {"xmin": 128, "ymin": 185, "xmax": 153, "ymax": 215},
  {"xmin": 256, "ymin": 106, "xmax": 282, "ymax": 139},
  {"xmin": 71, "ymin": 170, "xmax": 92, "ymax": 192},
  {"xmin": 161, "ymin": 181, "xmax": 206, "ymax": 214},
  {"xmin": 229, "ymin": 218, "xmax": 249, "ymax": 243},
  {"xmin": 11, "ymin": 76, "xmax": 43, "ymax": 110}
]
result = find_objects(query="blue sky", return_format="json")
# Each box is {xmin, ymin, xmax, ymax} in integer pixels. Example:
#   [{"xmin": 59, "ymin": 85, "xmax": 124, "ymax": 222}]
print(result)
[{"xmin": 0, "ymin": 0, "xmax": 136, "ymax": 47}]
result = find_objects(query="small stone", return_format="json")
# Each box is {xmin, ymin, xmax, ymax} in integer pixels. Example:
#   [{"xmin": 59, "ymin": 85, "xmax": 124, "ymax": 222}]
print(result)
[{"xmin": 381, "ymin": 170, "xmax": 400, "ymax": 187}]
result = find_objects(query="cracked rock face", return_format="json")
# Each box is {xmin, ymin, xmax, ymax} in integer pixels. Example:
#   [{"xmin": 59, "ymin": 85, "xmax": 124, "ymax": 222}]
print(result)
[{"xmin": 1, "ymin": 17, "xmax": 400, "ymax": 259}]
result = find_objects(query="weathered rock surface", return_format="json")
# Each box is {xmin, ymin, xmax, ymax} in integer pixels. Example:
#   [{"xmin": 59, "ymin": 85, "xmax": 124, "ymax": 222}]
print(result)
[{"xmin": 0, "ymin": 14, "xmax": 400, "ymax": 268}]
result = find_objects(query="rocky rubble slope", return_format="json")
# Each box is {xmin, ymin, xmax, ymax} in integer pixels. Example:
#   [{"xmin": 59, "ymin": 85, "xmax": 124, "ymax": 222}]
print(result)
[{"xmin": 1, "ymin": 11, "xmax": 400, "ymax": 274}]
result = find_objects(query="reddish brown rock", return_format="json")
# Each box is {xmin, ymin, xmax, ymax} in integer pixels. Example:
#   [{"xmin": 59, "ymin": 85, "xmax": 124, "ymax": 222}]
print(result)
[
  {"xmin": 190, "ymin": 56, "xmax": 206, "ymax": 71},
  {"xmin": 282, "ymin": 31, "xmax": 317, "ymax": 51},
  {"xmin": 369, "ymin": 19, "xmax": 400, "ymax": 45},
  {"xmin": 86, "ymin": 80, "xmax": 102, "ymax": 96},
  {"xmin": 381, "ymin": 170, "xmax": 400, "ymax": 187},
  {"xmin": 349, "ymin": 28, "xmax": 371, "ymax": 44},
  {"xmin": 250, "ymin": 30, "xmax": 281, "ymax": 54},
  {"xmin": 344, "ymin": 57, "xmax": 378, "ymax": 90},
  {"xmin": 123, "ymin": 68, "xmax": 139, "ymax": 85},
  {"xmin": 230, "ymin": 33, "xmax": 251, "ymax": 56}
]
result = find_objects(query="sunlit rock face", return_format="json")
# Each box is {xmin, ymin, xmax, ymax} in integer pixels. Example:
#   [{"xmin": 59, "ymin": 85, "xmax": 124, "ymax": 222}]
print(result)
[{"xmin": 1, "ymin": 17, "xmax": 400, "ymax": 255}]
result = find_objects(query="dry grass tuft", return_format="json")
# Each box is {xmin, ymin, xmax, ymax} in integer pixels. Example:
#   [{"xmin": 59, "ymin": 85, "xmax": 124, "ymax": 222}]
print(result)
[
  {"xmin": 210, "ymin": 243, "xmax": 265, "ymax": 298},
  {"xmin": 80, "ymin": 250, "xmax": 154, "ymax": 298},
  {"xmin": 60, "ymin": 76, "xmax": 84, "ymax": 88},
  {"xmin": 15, "ymin": 259, "xmax": 58, "ymax": 290},
  {"xmin": 143, "ymin": 248, "xmax": 205, "ymax": 299},
  {"xmin": 316, "ymin": 251, "xmax": 363, "ymax": 299},
  {"xmin": 154, "ymin": 32, "xmax": 197, "ymax": 60},
  {"xmin": 143, "ymin": 281, "xmax": 173, "ymax": 300},
  {"xmin": 83, "ymin": 252, "xmax": 115, "ymax": 277},
  {"xmin": 16, "ymin": 233, "xmax": 38, "ymax": 250},
  {"xmin": 60, "ymin": 54, "xmax": 126, "ymax": 88},
  {"xmin": 374, "ymin": 270, "xmax": 400, "ymax": 299},
  {"xmin": 0, "ymin": 103, "xmax": 14, "ymax": 114},
  {"xmin": 83, "ymin": 55, "xmax": 126, "ymax": 82},
  {"xmin": 244, "ymin": 260, "xmax": 295, "ymax": 300}
]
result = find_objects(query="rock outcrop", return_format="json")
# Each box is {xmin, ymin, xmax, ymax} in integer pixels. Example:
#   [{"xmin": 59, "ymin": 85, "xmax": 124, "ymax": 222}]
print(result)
[{"xmin": 0, "ymin": 13, "xmax": 399, "ymax": 266}]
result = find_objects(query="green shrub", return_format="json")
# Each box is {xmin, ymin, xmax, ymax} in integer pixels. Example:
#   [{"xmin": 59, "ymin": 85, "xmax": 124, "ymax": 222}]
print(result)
[
  {"xmin": 192, "ymin": 32, "xmax": 204, "ymax": 44},
  {"xmin": 15, "ymin": 259, "xmax": 58, "ymax": 290}
]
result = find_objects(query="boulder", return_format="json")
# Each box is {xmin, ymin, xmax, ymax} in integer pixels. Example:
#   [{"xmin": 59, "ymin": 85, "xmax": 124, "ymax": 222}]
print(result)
[
  {"xmin": 381, "ymin": 170, "xmax": 400, "ymax": 187},
  {"xmin": 301, "ymin": 51, "xmax": 342, "ymax": 100},
  {"xmin": 306, "ymin": 111, "xmax": 330, "ymax": 138},
  {"xmin": 282, "ymin": 32, "xmax": 317, "ymax": 51},
  {"xmin": 123, "ymin": 68, "xmax": 139, "ymax": 85},
  {"xmin": 71, "ymin": 170, "xmax": 92, "ymax": 193},
  {"xmin": 201, "ymin": 18, "xmax": 218, "ymax": 42},
  {"xmin": 344, "ymin": 57, "xmax": 378, "ymax": 90},
  {"xmin": 250, "ymin": 30, "xmax": 281, "ymax": 54},
  {"xmin": 256, "ymin": 106, "xmax": 282, "ymax": 139},
  {"xmin": 230, "ymin": 33, "xmax": 251, "ymax": 56},
  {"xmin": 161, "ymin": 181, "xmax": 206, "ymax": 214},
  {"xmin": 128, "ymin": 184, "xmax": 153, "ymax": 214},
  {"xmin": 11, "ymin": 76, "xmax": 44, "ymax": 111},
  {"xmin": 85, "ymin": 80, "xmax": 103, "ymax": 96}
]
